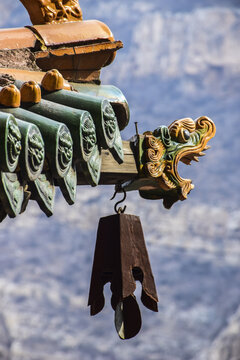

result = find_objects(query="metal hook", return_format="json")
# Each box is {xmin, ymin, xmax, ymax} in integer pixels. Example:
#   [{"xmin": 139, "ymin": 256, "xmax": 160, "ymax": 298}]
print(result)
[
  {"xmin": 134, "ymin": 122, "xmax": 139, "ymax": 136},
  {"xmin": 110, "ymin": 187, "xmax": 127, "ymax": 214}
]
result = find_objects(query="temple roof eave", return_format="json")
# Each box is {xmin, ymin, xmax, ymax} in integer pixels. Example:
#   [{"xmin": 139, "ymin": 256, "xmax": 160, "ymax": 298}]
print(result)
[{"xmin": 0, "ymin": 21, "xmax": 123, "ymax": 83}]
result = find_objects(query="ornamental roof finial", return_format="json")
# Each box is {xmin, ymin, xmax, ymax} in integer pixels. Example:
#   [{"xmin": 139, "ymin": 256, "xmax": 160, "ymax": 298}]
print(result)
[{"xmin": 19, "ymin": 0, "xmax": 83, "ymax": 26}]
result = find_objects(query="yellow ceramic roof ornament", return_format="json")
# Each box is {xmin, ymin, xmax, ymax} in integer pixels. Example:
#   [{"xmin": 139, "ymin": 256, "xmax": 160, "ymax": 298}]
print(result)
[
  {"xmin": 0, "ymin": 85, "xmax": 21, "ymax": 108},
  {"xmin": 20, "ymin": 0, "xmax": 83, "ymax": 25},
  {"xmin": 20, "ymin": 81, "xmax": 42, "ymax": 103},
  {"xmin": 41, "ymin": 69, "xmax": 64, "ymax": 92}
]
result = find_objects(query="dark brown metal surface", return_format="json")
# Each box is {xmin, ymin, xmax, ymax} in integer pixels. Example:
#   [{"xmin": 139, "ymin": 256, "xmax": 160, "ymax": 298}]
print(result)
[{"xmin": 88, "ymin": 213, "xmax": 158, "ymax": 339}]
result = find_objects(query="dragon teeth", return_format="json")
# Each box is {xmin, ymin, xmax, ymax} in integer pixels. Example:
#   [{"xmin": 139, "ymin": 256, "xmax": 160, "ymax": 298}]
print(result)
[{"xmin": 204, "ymin": 145, "xmax": 211, "ymax": 150}]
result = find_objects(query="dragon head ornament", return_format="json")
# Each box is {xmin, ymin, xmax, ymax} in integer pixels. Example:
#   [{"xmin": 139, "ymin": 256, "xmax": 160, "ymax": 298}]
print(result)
[{"xmin": 124, "ymin": 116, "xmax": 216, "ymax": 209}]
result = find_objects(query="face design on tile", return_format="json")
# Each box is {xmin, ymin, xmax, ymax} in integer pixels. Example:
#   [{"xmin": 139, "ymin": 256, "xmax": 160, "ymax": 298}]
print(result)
[{"xmin": 7, "ymin": 119, "xmax": 21, "ymax": 169}]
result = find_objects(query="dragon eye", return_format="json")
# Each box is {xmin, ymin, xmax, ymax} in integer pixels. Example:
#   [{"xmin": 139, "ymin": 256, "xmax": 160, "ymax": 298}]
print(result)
[{"xmin": 183, "ymin": 129, "xmax": 190, "ymax": 141}]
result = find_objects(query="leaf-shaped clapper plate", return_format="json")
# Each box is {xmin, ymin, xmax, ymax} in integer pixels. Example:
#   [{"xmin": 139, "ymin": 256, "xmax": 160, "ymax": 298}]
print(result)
[{"xmin": 115, "ymin": 295, "xmax": 142, "ymax": 340}]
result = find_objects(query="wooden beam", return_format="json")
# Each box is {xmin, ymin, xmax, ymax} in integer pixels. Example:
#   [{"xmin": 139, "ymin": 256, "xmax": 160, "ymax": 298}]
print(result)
[
  {"xmin": 100, "ymin": 141, "xmax": 138, "ymax": 184},
  {"xmin": 77, "ymin": 141, "xmax": 138, "ymax": 185}
]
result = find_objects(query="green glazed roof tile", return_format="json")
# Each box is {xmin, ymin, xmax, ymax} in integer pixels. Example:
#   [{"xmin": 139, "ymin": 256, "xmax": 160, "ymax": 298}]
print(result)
[{"xmin": 0, "ymin": 79, "xmax": 125, "ymax": 218}]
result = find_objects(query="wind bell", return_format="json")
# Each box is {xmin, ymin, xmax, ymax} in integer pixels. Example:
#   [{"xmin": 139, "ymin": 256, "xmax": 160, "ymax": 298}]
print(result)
[{"xmin": 88, "ymin": 188, "xmax": 158, "ymax": 339}]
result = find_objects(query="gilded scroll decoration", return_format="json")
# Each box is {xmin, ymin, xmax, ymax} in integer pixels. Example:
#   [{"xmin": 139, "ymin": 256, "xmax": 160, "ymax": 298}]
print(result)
[{"xmin": 169, "ymin": 118, "xmax": 196, "ymax": 143}]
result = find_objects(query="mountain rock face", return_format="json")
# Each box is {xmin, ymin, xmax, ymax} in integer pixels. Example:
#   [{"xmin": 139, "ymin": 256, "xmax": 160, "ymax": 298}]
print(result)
[
  {"xmin": 202, "ymin": 305, "xmax": 240, "ymax": 360},
  {"xmin": 0, "ymin": 1, "xmax": 239, "ymax": 360},
  {"xmin": 0, "ymin": 314, "xmax": 11, "ymax": 360}
]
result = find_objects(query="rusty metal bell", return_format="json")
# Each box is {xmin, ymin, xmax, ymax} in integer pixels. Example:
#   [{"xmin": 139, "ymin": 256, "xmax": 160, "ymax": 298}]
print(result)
[{"xmin": 88, "ymin": 212, "xmax": 158, "ymax": 339}]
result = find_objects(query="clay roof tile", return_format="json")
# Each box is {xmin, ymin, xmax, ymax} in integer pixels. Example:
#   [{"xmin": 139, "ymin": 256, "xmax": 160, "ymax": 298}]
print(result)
[{"xmin": 0, "ymin": 27, "xmax": 36, "ymax": 50}]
